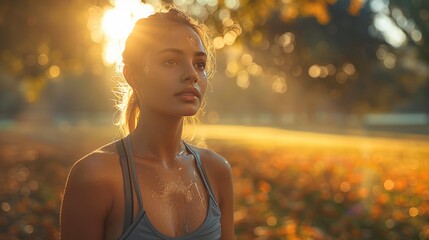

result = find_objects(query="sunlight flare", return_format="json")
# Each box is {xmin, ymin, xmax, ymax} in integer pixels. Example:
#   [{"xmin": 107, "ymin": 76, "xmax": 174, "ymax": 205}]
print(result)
[{"xmin": 101, "ymin": 0, "xmax": 155, "ymax": 67}]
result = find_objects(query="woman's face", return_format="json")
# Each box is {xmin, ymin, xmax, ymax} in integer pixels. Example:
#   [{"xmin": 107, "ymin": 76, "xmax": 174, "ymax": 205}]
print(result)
[{"xmin": 132, "ymin": 24, "xmax": 208, "ymax": 118}]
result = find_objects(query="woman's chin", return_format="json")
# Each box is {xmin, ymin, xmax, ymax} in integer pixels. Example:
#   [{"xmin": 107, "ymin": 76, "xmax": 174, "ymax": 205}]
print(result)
[
  {"xmin": 181, "ymin": 111, "xmax": 199, "ymax": 117},
  {"xmin": 177, "ymin": 108, "xmax": 199, "ymax": 117},
  {"xmin": 176, "ymin": 105, "xmax": 200, "ymax": 117}
]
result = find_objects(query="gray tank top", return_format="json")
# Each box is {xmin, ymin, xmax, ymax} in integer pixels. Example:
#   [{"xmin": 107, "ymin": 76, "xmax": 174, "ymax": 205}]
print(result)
[{"xmin": 115, "ymin": 135, "xmax": 221, "ymax": 240}]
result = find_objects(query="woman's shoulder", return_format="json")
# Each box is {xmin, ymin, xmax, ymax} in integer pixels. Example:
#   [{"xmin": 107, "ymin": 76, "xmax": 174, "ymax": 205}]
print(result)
[
  {"xmin": 190, "ymin": 144, "xmax": 233, "ymax": 194},
  {"xmin": 66, "ymin": 140, "xmax": 121, "ymax": 188},
  {"xmin": 192, "ymin": 145, "xmax": 232, "ymax": 174},
  {"xmin": 61, "ymin": 140, "xmax": 123, "ymax": 238}
]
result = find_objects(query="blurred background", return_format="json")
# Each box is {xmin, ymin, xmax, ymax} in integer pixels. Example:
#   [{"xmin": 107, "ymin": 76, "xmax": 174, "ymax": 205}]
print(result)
[{"xmin": 1, "ymin": 0, "xmax": 429, "ymax": 239}]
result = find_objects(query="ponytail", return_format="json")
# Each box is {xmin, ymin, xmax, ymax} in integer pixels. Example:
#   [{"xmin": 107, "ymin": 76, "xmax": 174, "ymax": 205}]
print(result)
[
  {"xmin": 113, "ymin": 78, "xmax": 140, "ymax": 136},
  {"xmin": 125, "ymin": 89, "xmax": 139, "ymax": 135}
]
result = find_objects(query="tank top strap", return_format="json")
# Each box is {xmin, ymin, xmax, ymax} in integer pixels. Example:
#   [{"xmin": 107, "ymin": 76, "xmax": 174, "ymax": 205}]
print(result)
[
  {"xmin": 183, "ymin": 142, "xmax": 218, "ymax": 204},
  {"xmin": 123, "ymin": 135, "xmax": 144, "ymax": 212},
  {"xmin": 115, "ymin": 139, "xmax": 133, "ymax": 233}
]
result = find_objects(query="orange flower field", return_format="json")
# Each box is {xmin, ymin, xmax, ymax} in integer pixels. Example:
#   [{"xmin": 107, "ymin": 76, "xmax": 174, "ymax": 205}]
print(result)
[{"xmin": 1, "ymin": 124, "xmax": 428, "ymax": 240}]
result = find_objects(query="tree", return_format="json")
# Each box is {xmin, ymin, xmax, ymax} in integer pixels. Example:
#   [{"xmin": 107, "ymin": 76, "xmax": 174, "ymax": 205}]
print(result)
[{"xmin": 0, "ymin": 0, "xmax": 427, "ymax": 119}]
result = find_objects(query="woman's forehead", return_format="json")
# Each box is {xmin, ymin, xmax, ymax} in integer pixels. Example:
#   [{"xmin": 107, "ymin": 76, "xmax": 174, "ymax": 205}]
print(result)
[{"xmin": 155, "ymin": 24, "xmax": 205, "ymax": 54}]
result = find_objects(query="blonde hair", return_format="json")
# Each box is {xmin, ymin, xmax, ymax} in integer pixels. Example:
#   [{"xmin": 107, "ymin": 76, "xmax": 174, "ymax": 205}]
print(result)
[{"xmin": 114, "ymin": 6, "xmax": 215, "ymax": 141}]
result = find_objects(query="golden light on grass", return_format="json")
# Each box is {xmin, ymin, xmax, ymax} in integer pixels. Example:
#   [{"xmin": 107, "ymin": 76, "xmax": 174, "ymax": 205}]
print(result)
[
  {"xmin": 196, "ymin": 124, "xmax": 429, "ymax": 153},
  {"xmin": 385, "ymin": 218, "xmax": 395, "ymax": 229},
  {"xmin": 384, "ymin": 179, "xmax": 395, "ymax": 191},
  {"xmin": 1, "ymin": 202, "xmax": 11, "ymax": 212},
  {"xmin": 340, "ymin": 181, "xmax": 351, "ymax": 192},
  {"xmin": 266, "ymin": 216, "xmax": 277, "ymax": 226},
  {"xmin": 3, "ymin": 123, "xmax": 428, "ymax": 238},
  {"xmin": 334, "ymin": 193, "xmax": 344, "ymax": 203},
  {"xmin": 409, "ymin": 207, "xmax": 419, "ymax": 217}
]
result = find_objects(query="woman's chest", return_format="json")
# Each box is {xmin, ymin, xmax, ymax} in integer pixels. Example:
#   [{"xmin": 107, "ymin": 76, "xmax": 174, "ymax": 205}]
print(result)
[{"xmin": 134, "ymin": 162, "xmax": 210, "ymax": 236}]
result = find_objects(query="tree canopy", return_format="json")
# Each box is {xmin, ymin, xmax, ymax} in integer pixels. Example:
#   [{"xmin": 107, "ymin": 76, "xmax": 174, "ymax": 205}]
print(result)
[{"xmin": 0, "ymin": 0, "xmax": 427, "ymax": 121}]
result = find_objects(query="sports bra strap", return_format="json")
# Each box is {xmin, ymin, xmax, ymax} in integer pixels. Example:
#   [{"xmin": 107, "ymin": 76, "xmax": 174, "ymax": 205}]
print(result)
[
  {"xmin": 123, "ymin": 135, "xmax": 144, "ymax": 211},
  {"xmin": 183, "ymin": 142, "xmax": 218, "ymax": 204},
  {"xmin": 115, "ymin": 139, "xmax": 133, "ymax": 234}
]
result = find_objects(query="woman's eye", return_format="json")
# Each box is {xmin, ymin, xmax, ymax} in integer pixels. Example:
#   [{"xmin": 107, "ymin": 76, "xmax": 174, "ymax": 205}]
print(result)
[
  {"xmin": 163, "ymin": 59, "xmax": 177, "ymax": 67},
  {"xmin": 195, "ymin": 62, "xmax": 206, "ymax": 70}
]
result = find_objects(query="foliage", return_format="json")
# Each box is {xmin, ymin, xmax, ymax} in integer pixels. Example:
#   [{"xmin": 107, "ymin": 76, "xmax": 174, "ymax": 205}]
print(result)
[
  {"xmin": 205, "ymin": 0, "xmax": 429, "ymax": 116},
  {"xmin": 216, "ymin": 142, "xmax": 429, "ymax": 239},
  {"xmin": 1, "ymin": 125, "xmax": 428, "ymax": 239},
  {"xmin": 0, "ymin": 0, "xmax": 428, "ymax": 118},
  {"xmin": 0, "ymin": 0, "xmax": 111, "ymax": 115}
]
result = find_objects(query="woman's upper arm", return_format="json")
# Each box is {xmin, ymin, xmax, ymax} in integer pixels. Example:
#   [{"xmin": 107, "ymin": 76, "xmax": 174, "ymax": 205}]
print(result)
[
  {"xmin": 60, "ymin": 154, "xmax": 112, "ymax": 240},
  {"xmin": 218, "ymin": 158, "xmax": 234, "ymax": 240},
  {"xmin": 202, "ymin": 149, "xmax": 235, "ymax": 240}
]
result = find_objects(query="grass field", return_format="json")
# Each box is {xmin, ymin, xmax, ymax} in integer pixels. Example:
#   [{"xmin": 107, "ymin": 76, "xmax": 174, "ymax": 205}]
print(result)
[{"xmin": 1, "ymin": 124, "xmax": 428, "ymax": 240}]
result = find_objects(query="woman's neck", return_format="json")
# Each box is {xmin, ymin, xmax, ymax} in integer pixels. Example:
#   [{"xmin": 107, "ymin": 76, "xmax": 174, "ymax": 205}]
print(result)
[{"xmin": 129, "ymin": 111, "xmax": 185, "ymax": 167}]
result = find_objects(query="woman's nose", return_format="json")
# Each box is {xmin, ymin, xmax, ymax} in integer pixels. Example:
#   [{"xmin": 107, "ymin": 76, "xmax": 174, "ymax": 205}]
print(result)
[{"xmin": 182, "ymin": 65, "xmax": 198, "ymax": 84}]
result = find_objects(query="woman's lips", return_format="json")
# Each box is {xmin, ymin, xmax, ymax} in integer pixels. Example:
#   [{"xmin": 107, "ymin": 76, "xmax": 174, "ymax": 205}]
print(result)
[
  {"xmin": 175, "ymin": 87, "xmax": 201, "ymax": 101},
  {"xmin": 176, "ymin": 94, "xmax": 198, "ymax": 101}
]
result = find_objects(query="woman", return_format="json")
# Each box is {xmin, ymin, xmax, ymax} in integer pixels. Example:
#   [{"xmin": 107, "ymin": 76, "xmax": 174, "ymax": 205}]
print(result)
[{"xmin": 60, "ymin": 7, "xmax": 234, "ymax": 240}]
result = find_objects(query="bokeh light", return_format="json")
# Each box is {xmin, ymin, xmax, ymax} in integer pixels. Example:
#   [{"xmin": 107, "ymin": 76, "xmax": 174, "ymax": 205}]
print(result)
[
  {"xmin": 1, "ymin": 0, "xmax": 429, "ymax": 239},
  {"xmin": 99, "ymin": 0, "xmax": 155, "ymax": 66}
]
